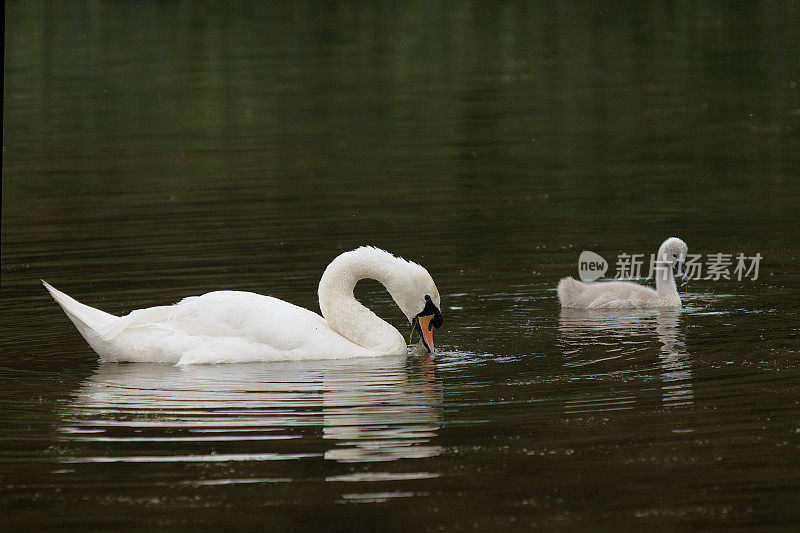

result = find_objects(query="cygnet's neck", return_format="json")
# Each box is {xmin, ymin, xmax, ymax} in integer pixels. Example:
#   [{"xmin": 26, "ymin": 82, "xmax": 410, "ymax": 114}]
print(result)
[
  {"xmin": 654, "ymin": 242, "xmax": 680, "ymax": 304},
  {"xmin": 318, "ymin": 248, "xmax": 407, "ymax": 354}
]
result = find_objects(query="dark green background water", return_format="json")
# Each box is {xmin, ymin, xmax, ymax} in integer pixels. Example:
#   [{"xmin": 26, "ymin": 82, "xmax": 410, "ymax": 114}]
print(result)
[{"xmin": 3, "ymin": 1, "xmax": 799, "ymax": 530}]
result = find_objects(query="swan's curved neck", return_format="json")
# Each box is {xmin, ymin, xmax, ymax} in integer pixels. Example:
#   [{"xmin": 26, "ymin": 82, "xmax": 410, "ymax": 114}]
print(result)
[
  {"xmin": 654, "ymin": 245, "xmax": 678, "ymax": 300},
  {"xmin": 318, "ymin": 250, "xmax": 406, "ymax": 353}
]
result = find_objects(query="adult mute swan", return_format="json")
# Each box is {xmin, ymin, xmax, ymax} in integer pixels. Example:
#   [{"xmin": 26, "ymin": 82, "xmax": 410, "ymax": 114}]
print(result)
[
  {"xmin": 44, "ymin": 247, "xmax": 443, "ymax": 364},
  {"xmin": 558, "ymin": 237, "xmax": 689, "ymax": 309}
]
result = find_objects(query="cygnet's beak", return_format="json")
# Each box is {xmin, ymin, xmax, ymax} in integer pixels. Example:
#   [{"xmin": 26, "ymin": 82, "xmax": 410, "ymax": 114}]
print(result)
[
  {"xmin": 416, "ymin": 315, "xmax": 436, "ymax": 353},
  {"xmin": 678, "ymin": 262, "xmax": 689, "ymax": 283}
]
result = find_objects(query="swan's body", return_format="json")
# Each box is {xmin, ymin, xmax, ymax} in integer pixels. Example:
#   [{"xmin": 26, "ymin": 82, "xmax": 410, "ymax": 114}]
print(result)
[
  {"xmin": 557, "ymin": 237, "xmax": 689, "ymax": 309},
  {"xmin": 44, "ymin": 247, "xmax": 442, "ymax": 364}
]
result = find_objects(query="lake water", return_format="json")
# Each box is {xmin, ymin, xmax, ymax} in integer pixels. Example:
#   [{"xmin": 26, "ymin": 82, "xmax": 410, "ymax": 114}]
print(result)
[{"xmin": 2, "ymin": 2, "xmax": 799, "ymax": 529}]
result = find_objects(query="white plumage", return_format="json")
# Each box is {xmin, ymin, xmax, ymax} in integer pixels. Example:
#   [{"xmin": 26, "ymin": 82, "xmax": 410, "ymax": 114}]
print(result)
[{"xmin": 44, "ymin": 247, "xmax": 442, "ymax": 364}]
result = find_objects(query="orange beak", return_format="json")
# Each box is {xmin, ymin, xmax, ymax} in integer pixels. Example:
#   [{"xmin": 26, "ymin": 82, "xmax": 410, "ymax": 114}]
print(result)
[{"xmin": 417, "ymin": 314, "xmax": 435, "ymax": 353}]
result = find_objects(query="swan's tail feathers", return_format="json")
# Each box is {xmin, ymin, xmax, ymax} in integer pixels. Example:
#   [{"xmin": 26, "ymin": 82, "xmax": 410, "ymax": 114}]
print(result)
[
  {"xmin": 42, "ymin": 280, "xmax": 118, "ymax": 335},
  {"xmin": 557, "ymin": 276, "xmax": 584, "ymax": 308}
]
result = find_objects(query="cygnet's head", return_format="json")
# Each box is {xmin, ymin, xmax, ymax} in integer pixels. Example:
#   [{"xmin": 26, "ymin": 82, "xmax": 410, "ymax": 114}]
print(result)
[
  {"xmin": 658, "ymin": 237, "xmax": 689, "ymax": 282},
  {"xmin": 659, "ymin": 237, "xmax": 688, "ymax": 263}
]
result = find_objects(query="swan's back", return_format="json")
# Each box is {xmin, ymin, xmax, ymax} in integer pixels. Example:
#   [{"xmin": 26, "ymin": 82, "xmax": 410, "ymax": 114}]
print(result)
[
  {"xmin": 44, "ymin": 284, "xmax": 380, "ymax": 364},
  {"xmin": 557, "ymin": 276, "xmax": 669, "ymax": 309},
  {"xmin": 105, "ymin": 291, "xmax": 367, "ymax": 363}
]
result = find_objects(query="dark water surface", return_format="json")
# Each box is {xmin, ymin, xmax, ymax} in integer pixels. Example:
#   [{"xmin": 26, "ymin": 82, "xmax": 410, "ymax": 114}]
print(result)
[{"xmin": 3, "ymin": 2, "xmax": 799, "ymax": 530}]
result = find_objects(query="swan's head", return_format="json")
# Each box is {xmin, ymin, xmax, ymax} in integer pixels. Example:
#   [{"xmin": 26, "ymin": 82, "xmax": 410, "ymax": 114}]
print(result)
[
  {"xmin": 388, "ymin": 260, "xmax": 443, "ymax": 354},
  {"xmin": 659, "ymin": 237, "xmax": 689, "ymax": 282}
]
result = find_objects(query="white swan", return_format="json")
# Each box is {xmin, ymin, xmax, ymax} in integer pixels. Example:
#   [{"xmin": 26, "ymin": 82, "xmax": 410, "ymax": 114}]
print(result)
[
  {"xmin": 44, "ymin": 246, "xmax": 443, "ymax": 364},
  {"xmin": 558, "ymin": 237, "xmax": 689, "ymax": 309}
]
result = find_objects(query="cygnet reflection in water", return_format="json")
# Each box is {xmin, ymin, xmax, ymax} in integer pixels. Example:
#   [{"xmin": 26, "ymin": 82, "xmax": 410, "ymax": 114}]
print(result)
[{"xmin": 558, "ymin": 308, "xmax": 694, "ymax": 413}]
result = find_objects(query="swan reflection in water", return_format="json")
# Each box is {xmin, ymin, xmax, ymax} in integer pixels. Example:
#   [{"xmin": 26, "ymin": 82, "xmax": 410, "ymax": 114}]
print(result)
[
  {"xmin": 58, "ymin": 355, "xmax": 442, "ymax": 465},
  {"xmin": 558, "ymin": 308, "xmax": 694, "ymax": 412},
  {"xmin": 323, "ymin": 354, "xmax": 442, "ymax": 462}
]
